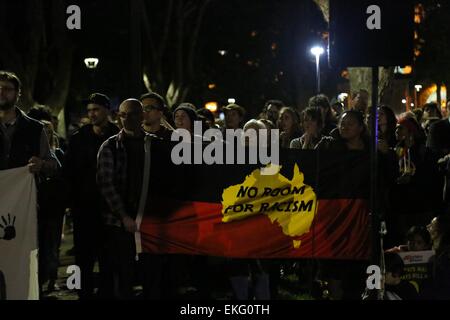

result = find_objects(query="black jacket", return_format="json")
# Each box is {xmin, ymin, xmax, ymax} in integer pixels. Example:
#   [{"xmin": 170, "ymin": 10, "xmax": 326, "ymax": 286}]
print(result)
[
  {"xmin": 63, "ymin": 122, "xmax": 119, "ymax": 209},
  {"xmin": 427, "ymin": 119, "xmax": 450, "ymax": 158},
  {"xmin": 0, "ymin": 108, "xmax": 42, "ymax": 170}
]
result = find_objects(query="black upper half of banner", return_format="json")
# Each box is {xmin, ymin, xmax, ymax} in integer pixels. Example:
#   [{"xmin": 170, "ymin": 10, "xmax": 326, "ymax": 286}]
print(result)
[{"xmin": 148, "ymin": 139, "xmax": 370, "ymax": 203}]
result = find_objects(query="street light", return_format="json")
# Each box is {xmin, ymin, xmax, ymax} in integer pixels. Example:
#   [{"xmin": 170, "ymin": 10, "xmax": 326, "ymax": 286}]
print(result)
[
  {"xmin": 205, "ymin": 102, "xmax": 218, "ymax": 112},
  {"xmin": 84, "ymin": 57, "xmax": 99, "ymax": 69},
  {"xmin": 414, "ymin": 84, "xmax": 422, "ymax": 108},
  {"xmin": 84, "ymin": 58, "xmax": 99, "ymax": 91},
  {"xmin": 310, "ymin": 46, "xmax": 325, "ymax": 93}
]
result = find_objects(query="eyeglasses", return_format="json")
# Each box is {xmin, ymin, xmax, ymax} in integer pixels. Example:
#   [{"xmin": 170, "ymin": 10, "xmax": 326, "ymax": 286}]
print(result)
[{"xmin": 143, "ymin": 105, "xmax": 161, "ymax": 112}]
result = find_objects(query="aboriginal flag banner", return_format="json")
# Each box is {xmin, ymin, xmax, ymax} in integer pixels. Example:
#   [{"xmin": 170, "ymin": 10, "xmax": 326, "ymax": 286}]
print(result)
[{"xmin": 138, "ymin": 139, "xmax": 371, "ymax": 260}]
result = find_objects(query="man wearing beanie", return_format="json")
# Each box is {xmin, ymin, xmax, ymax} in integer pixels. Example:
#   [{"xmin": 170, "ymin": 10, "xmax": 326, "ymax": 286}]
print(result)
[
  {"xmin": 64, "ymin": 92, "xmax": 119, "ymax": 300},
  {"xmin": 174, "ymin": 102, "xmax": 198, "ymax": 134}
]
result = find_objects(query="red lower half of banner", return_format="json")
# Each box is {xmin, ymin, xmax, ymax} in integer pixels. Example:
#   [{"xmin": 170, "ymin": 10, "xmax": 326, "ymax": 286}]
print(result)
[{"xmin": 140, "ymin": 199, "xmax": 371, "ymax": 259}]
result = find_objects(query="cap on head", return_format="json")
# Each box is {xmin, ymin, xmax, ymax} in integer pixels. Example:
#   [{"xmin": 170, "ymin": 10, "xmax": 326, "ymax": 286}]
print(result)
[
  {"xmin": 174, "ymin": 102, "xmax": 198, "ymax": 123},
  {"xmin": 223, "ymin": 103, "xmax": 246, "ymax": 117},
  {"xmin": 83, "ymin": 93, "xmax": 111, "ymax": 109}
]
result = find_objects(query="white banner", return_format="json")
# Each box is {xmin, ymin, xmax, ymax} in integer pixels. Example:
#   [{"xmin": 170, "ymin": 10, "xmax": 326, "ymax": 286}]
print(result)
[
  {"xmin": 398, "ymin": 250, "xmax": 434, "ymax": 293},
  {"xmin": 0, "ymin": 166, "xmax": 39, "ymax": 300}
]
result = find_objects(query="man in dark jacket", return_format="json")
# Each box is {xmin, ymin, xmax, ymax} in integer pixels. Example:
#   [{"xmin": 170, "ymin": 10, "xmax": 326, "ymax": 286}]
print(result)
[
  {"xmin": 0, "ymin": 71, "xmax": 56, "ymax": 173},
  {"xmin": 427, "ymin": 104, "xmax": 450, "ymax": 159},
  {"xmin": 64, "ymin": 93, "xmax": 119, "ymax": 299},
  {"xmin": 97, "ymin": 98, "xmax": 148, "ymax": 299}
]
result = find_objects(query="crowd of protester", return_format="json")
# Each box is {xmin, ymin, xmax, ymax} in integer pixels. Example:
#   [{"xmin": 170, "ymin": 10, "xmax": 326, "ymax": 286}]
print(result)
[{"xmin": 1, "ymin": 70, "xmax": 450, "ymax": 300}]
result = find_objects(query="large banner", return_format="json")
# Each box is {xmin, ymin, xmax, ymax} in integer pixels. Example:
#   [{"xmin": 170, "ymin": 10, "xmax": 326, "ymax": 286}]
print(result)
[
  {"xmin": 139, "ymin": 140, "xmax": 371, "ymax": 259},
  {"xmin": 0, "ymin": 167, "xmax": 39, "ymax": 300}
]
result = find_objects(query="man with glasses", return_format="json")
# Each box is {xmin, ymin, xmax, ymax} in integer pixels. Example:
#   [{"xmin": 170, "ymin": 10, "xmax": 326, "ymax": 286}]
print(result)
[
  {"xmin": 63, "ymin": 92, "xmax": 119, "ymax": 299},
  {"xmin": 97, "ymin": 99, "xmax": 148, "ymax": 299},
  {"xmin": 0, "ymin": 71, "xmax": 56, "ymax": 173},
  {"xmin": 140, "ymin": 92, "xmax": 173, "ymax": 140}
]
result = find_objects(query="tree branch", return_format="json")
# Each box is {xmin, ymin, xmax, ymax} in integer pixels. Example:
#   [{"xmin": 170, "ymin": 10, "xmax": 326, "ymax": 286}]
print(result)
[
  {"xmin": 183, "ymin": 0, "xmax": 197, "ymax": 19},
  {"xmin": 139, "ymin": 0, "xmax": 158, "ymax": 71},
  {"xmin": 44, "ymin": 0, "xmax": 73, "ymax": 114},
  {"xmin": 176, "ymin": 0, "xmax": 184, "ymax": 89},
  {"xmin": 158, "ymin": 0, "xmax": 174, "ymax": 62},
  {"xmin": 187, "ymin": 0, "xmax": 210, "ymax": 79}
]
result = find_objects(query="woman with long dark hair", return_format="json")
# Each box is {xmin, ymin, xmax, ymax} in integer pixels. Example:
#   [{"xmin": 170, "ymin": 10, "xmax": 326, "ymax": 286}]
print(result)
[
  {"xmin": 378, "ymin": 105, "xmax": 397, "ymax": 150},
  {"xmin": 290, "ymin": 107, "xmax": 323, "ymax": 149},
  {"xmin": 389, "ymin": 115, "xmax": 443, "ymax": 241},
  {"xmin": 278, "ymin": 107, "xmax": 302, "ymax": 149},
  {"xmin": 316, "ymin": 110, "xmax": 369, "ymax": 151}
]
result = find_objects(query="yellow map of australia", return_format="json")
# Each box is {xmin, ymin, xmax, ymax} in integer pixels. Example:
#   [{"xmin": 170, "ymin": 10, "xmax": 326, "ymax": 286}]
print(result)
[{"xmin": 221, "ymin": 164, "xmax": 318, "ymax": 248}]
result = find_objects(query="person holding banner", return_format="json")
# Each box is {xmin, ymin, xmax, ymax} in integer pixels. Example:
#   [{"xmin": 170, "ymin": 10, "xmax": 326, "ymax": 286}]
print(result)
[
  {"xmin": 0, "ymin": 71, "xmax": 56, "ymax": 174},
  {"xmin": 97, "ymin": 98, "xmax": 148, "ymax": 299},
  {"xmin": 386, "ymin": 226, "xmax": 432, "ymax": 253},
  {"xmin": 1, "ymin": 71, "xmax": 57, "ymax": 300},
  {"xmin": 315, "ymin": 110, "xmax": 370, "ymax": 300},
  {"xmin": 382, "ymin": 252, "xmax": 419, "ymax": 300}
]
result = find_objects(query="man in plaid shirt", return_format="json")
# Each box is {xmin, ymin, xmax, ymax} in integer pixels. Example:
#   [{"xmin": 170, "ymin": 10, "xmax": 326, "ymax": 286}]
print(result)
[{"xmin": 97, "ymin": 98, "xmax": 147, "ymax": 299}]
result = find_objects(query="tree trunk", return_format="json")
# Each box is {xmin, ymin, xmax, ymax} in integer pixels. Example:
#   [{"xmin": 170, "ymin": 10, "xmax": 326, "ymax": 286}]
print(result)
[
  {"xmin": 437, "ymin": 82, "xmax": 442, "ymax": 108},
  {"xmin": 0, "ymin": 1, "xmax": 72, "ymax": 114},
  {"xmin": 140, "ymin": 0, "xmax": 210, "ymax": 107},
  {"xmin": 44, "ymin": 0, "xmax": 74, "ymax": 115},
  {"xmin": 348, "ymin": 67, "xmax": 396, "ymax": 107}
]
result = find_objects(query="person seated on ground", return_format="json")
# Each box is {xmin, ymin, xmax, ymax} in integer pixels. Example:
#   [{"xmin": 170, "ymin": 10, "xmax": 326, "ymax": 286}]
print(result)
[
  {"xmin": 382, "ymin": 252, "xmax": 419, "ymax": 300},
  {"xmin": 386, "ymin": 226, "xmax": 432, "ymax": 253},
  {"xmin": 421, "ymin": 214, "xmax": 450, "ymax": 299}
]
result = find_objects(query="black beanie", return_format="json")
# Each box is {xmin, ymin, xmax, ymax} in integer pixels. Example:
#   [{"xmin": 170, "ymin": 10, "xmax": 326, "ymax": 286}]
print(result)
[{"xmin": 174, "ymin": 103, "xmax": 198, "ymax": 124}]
